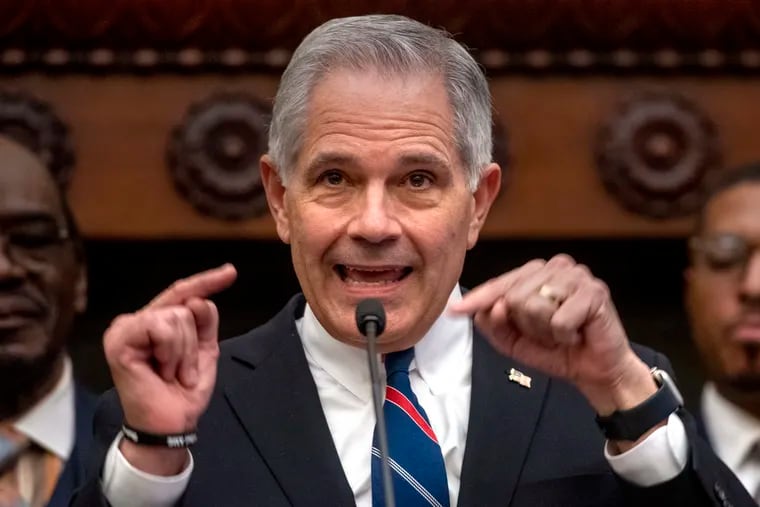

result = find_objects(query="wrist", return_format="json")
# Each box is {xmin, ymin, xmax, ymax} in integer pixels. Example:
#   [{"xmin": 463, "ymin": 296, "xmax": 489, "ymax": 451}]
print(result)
[
  {"xmin": 596, "ymin": 366, "xmax": 684, "ymax": 443},
  {"xmin": 119, "ymin": 437, "xmax": 189, "ymax": 476},
  {"xmin": 579, "ymin": 355, "xmax": 658, "ymax": 416}
]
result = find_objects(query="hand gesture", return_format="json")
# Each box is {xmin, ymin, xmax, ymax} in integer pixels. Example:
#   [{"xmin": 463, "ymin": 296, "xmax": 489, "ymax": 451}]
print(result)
[
  {"xmin": 450, "ymin": 255, "xmax": 654, "ymax": 416},
  {"xmin": 104, "ymin": 264, "xmax": 237, "ymax": 435}
]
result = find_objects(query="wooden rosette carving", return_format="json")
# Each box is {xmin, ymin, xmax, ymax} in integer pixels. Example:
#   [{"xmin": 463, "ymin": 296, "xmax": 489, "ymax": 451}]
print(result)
[
  {"xmin": 168, "ymin": 93, "xmax": 272, "ymax": 221},
  {"xmin": 0, "ymin": 90, "xmax": 75, "ymax": 186},
  {"xmin": 595, "ymin": 91, "xmax": 721, "ymax": 218}
]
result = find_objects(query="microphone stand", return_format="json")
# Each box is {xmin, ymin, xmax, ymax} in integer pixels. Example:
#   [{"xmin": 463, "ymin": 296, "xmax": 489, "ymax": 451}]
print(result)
[{"xmin": 365, "ymin": 320, "xmax": 396, "ymax": 507}]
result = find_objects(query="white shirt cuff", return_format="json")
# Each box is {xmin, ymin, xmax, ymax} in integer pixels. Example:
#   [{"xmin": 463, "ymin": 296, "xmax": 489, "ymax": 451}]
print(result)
[
  {"xmin": 101, "ymin": 433, "xmax": 193, "ymax": 507},
  {"xmin": 605, "ymin": 413, "xmax": 689, "ymax": 487}
]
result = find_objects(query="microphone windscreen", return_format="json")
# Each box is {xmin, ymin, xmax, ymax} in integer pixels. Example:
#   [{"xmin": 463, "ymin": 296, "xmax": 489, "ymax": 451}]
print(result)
[{"xmin": 355, "ymin": 298, "xmax": 386, "ymax": 337}]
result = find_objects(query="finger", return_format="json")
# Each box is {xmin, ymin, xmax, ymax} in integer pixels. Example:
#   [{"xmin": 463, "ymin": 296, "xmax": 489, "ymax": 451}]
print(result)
[
  {"xmin": 147, "ymin": 307, "xmax": 194, "ymax": 383},
  {"xmin": 188, "ymin": 298, "xmax": 219, "ymax": 346},
  {"xmin": 147, "ymin": 263, "xmax": 237, "ymax": 309},
  {"xmin": 103, "ymin": 313, "xmax": 145, "ymax": 369},
  {"xmin": 514, "ymin": 291, "xmax": 557, "ymax": 344},
  {"xmin": 187, "ymin": 299, "xmax": 220, "ymax": 393},
  {"xmin": 505, "ymin": 254, "xmax": 576, "ymax": 305},
  {"xmin": 472, "ymin": 296, "xmax": 511, "ymax": 339},
  {"xmin": 504, "ymin": 256, "xmax": 581, "ymax": 341},
  {"xmin": 449, "ymin": 259, "xmax": 545, "ymax": 315},
  {"xmin": 475, "ymin": 306, "xmax": 519, "ymax": 357},
  {"xmin": 551, "ymin": 279, "xmax": 608, "ymax": 344},
  {"xmin": 537, "ymin": 263, "xmax": 590, "ymax": 304},
  {"xmin": 177, "ymin": 299, "xmax": 206, "ymax": 388}
]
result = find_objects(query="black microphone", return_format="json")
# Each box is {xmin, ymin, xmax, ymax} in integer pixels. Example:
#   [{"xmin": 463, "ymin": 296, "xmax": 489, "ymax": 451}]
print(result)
[{"xmin": 356, "ymin": 299, "xmax": 395, "ymax": 507}]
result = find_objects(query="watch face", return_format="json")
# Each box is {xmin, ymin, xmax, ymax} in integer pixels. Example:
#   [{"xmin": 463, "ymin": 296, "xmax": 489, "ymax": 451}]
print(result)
[{"xmin": 652, "ymin": 368, "xmax": 684, "ymax": 406}]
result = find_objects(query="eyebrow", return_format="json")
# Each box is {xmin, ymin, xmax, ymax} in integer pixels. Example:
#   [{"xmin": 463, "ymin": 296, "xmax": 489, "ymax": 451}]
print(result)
[
  {"xmin": 304, "ymin": 152, "xmax": 359, "ymax": 176},
  {"xmin": 0, "ymin": 212, "xmax": 63, "ymax": 228},
  {"xmin": 397, "ymin": 152, "xmax": 450, "ymax": 171},
  {"xmin": 304, "ymin": 151, "xmax": 450, "ymax": 176}
]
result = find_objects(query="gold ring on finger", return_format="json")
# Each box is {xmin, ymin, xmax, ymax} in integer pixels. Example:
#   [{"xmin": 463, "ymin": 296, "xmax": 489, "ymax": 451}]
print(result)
[{"xmin": 537, "ymin": 284, "xmax": 565, "ymax": 305}]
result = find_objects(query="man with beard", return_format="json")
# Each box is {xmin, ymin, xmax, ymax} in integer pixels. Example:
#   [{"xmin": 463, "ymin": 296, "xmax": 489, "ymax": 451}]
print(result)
[
  {"xmin": 0, "ymin": 136, "xmax": 95, "ymax": 507},
  {"xmin": 686, "ymin": 162, "xmax": 760, "ymax": 501}
]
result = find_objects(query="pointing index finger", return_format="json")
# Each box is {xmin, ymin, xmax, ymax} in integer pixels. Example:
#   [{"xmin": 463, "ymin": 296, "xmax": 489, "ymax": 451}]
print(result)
[
  {"xmin": 448, "ymin": 259, "xmax": 546, "ymax": 315},
  {"xmin": 448, "ymin": 272, "xmax": 515, "ymax": 316},
  {"xmin": 146, "ymin": 263, "xmax": 238, "ymax": 309}
]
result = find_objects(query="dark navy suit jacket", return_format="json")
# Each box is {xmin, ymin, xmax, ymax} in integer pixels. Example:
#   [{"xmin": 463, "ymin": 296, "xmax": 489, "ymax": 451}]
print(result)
[{"xmin": 48, "ymin": 383, "xmax": 96, "ymax": 507}]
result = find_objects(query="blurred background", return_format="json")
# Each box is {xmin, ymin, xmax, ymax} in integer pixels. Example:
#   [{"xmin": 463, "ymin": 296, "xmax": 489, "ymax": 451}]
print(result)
[{"xmin": 2, "ymin": 0, "xmax": 757, "ymax": 408}]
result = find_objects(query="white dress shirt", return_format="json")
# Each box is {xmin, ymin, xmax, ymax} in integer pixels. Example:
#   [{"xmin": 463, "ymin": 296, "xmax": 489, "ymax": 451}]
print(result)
[
  {"xmin": 9, "ymin": 357, "xmax": 76, "ymax": 502},
  {"xmin": 103, "ymin": 286, "xmax": 689, "ymax": 507},
  {"xmin": 702, "ymin": 382, "xmax": 760, "ymax": 497}
]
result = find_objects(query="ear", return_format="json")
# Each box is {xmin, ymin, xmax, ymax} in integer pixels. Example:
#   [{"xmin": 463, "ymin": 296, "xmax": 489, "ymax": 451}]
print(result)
[
  {"xmin": 73, "ymin": 264, "xmax": 88, "ymax": 314},
  {"xmin": 260, "ymin": 154, "xmax": 291, "ymax": 244},
  {"xmin": 467, "ymin": 163, "xmax": 501, "ymax": 249}
]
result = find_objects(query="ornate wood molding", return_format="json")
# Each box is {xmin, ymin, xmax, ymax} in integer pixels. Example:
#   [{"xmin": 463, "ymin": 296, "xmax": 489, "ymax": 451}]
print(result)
[
  {"xmin": 3, "ymin": 1, "xmax": 760, "ymax": 73},
  {"xmin": 167, "ymin": 92, "xmax": 270, "ymax": 221},
  {"xmin": 595, "ymin": 90, "xmax": 722, "ymax": 219}
]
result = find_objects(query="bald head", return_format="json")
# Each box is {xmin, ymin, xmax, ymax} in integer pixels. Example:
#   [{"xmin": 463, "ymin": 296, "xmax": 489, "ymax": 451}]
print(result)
[{"xmin": 0, "ymin": 136, "xmax": 63, "ymax": 219}]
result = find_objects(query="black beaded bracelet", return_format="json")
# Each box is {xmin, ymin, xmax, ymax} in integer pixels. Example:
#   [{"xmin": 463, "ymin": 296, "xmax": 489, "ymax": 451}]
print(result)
[{"xmin": 121, "ymin": 423, "xmax": 198, "ymax": 448}]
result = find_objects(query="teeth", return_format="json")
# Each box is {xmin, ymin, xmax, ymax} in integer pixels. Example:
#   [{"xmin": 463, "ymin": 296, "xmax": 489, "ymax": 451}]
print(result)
[{"xmin": 342, "ymin": 266, "xmax": 408, "ymax": 284}]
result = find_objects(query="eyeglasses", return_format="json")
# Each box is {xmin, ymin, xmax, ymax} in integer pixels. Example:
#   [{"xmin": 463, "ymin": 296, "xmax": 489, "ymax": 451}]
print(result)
[
  {"xmin": 0, "ymin": 220, "xmax": 70, "ymax": 265},
  {"xmin": 689, "ymin": 233, "xmax": 760, "ymax": 273}
]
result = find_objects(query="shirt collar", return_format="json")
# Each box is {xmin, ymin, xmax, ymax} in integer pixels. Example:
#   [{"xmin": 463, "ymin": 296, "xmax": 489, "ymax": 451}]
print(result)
[
  {"xmin": 13, "ymin": 357, "xmax": 75, "ymax": 459},
  {"xmin": 702, "ymin": 382, "xmax": 760, "ymax": 470},
  {"xmin": 298, "ymin": 285, "xmax": 472, "ymax": 402}
]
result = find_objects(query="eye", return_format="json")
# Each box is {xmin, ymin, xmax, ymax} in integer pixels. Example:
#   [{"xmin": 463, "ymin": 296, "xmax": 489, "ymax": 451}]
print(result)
[
  {"xmin": 405, "ymin": 172, "xmax": 434, "ymax": 190},
  {"xmin": 8, "ymin": 227, "xmax": 63, "ymax": 249},
  {"xmin": 318, "ymin": 170, "xmax": 346, "ymax": 187},
  {"xmin": 693, "ymin": 234, "xmax": 750, "ymax": 271}
]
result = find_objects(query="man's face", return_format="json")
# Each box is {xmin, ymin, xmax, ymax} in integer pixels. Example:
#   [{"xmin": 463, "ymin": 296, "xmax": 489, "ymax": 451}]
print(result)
[
  {"xmin": 686, "ymin": 182, "xmax": 760, "ymax": 394},
  {"xmin": 0, "ymin": 149, "xmax": 86, "ymax": 369},
  {"xmin": 263, "ymin": 69, "xmax": 500, "ymax": 351}
]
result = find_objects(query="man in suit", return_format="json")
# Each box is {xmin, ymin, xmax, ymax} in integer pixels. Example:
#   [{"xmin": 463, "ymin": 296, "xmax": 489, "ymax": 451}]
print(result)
[
  {"xmin": 74, "ymin": 14, "xmax": 752, "ymax": 507},
  {"xmin": 685, "ymin": 163, "xmax": 760, "ymax": 501},
  {"xmin": 0, "ymin": 135, "xmax": 96, "ymax": 507}
]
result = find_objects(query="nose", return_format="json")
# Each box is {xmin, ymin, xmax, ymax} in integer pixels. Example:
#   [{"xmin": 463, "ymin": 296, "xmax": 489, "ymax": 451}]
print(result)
[
  {"xmin": 740, "ymin": 250, "xmax": 760, "ymax": 304},
  {"xmin": 0, "ymin": 237, "xmax": 25, "ymax": 282},
  {"xmin": 346, "ymin": 183, "xmax": 402, "ymax": 244}
]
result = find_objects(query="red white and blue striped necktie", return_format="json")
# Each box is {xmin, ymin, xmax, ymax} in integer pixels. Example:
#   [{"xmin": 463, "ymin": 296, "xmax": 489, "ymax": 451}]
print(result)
[{"xmin": 371, "ymin": 348, "xmax": 449, "ymax": 507}]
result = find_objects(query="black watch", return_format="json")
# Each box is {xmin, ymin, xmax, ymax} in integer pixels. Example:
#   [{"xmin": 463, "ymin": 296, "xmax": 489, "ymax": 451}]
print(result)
[{"xmin": 595, "ymin": 367, "xmax": 684, "ymax": 441}]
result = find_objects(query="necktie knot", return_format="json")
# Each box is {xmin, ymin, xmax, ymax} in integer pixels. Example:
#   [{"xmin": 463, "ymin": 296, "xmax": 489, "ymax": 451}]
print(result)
[{"xmin": 384, "ymin": 348, "xmax": 414, "ymax": 377}]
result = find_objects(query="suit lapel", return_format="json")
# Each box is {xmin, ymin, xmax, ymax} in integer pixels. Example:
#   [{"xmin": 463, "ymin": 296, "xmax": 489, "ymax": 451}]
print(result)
[
  {"xmin": 457, "ymin": 332, "xmax": 550, "ymax": 507},
  {"xmin": 223, "ymin": 297, "xmax": 355, "ymax": 506},
  {"xmin": 49, "ymin": 384, "xmax": 96, "ymax": 507}
]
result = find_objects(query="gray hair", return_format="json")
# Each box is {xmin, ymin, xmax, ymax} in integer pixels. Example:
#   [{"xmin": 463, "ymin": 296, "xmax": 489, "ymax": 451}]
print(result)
[{"xmin": 268, "ymin": 14, "xmax": 493, "ymax": 191}]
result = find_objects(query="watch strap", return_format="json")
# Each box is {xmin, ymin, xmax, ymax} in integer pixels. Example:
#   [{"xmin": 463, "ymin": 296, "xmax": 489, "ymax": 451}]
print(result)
[{"xmin": 595, "ymin": 368, "xmax": 682, "ymax": 441}]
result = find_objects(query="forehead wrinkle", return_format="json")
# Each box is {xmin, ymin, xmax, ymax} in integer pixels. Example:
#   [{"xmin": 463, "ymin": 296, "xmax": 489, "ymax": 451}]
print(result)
[
  {"xmin": 312, "ymin": 111, "xmax": 453, "ymax": 140},
  {"xmin": 305, "ymin": 116, "xmax": 454, "ymax": 158}
]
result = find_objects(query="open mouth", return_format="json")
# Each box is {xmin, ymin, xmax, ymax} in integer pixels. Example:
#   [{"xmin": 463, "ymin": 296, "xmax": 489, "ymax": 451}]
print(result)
[{"xmin": 334, "ymin": 264, "xmax": 413, "ymax": 285}]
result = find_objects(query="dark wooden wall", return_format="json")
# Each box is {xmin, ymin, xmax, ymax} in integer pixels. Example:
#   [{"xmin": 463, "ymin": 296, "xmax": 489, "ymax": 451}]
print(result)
[{"xmin": 3, "ymin": 0, "xmax": 755, "ymax": 408}]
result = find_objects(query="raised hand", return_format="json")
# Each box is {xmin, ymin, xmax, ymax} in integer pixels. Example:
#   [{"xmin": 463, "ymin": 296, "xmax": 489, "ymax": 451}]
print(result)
[
  {"xmin": 103, "ymin": 264, "xmax": 237, "ymax": 472},
  {"xmin": 449, "ymin": 255, "xmax": 656, "ymax": 418}
]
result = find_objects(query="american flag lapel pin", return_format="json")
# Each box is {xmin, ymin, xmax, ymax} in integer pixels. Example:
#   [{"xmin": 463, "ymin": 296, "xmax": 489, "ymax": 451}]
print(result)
[{"xmin": 507, "ymin": 368, "xmax": 532, "ymax": 388}]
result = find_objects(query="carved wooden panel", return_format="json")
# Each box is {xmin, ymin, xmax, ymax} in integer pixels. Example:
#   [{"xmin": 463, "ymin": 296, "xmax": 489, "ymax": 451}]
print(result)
[
  {"xmin": 595, "ymin": 91, "xmax": 721, "ymax": 218},
  {"xmin": 168, "ymin": 92, "xmax": 270, "ymax": 220},
  {"xmin": 3, "ymin": 1, "xmax": 760, "ymax": 73}
]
